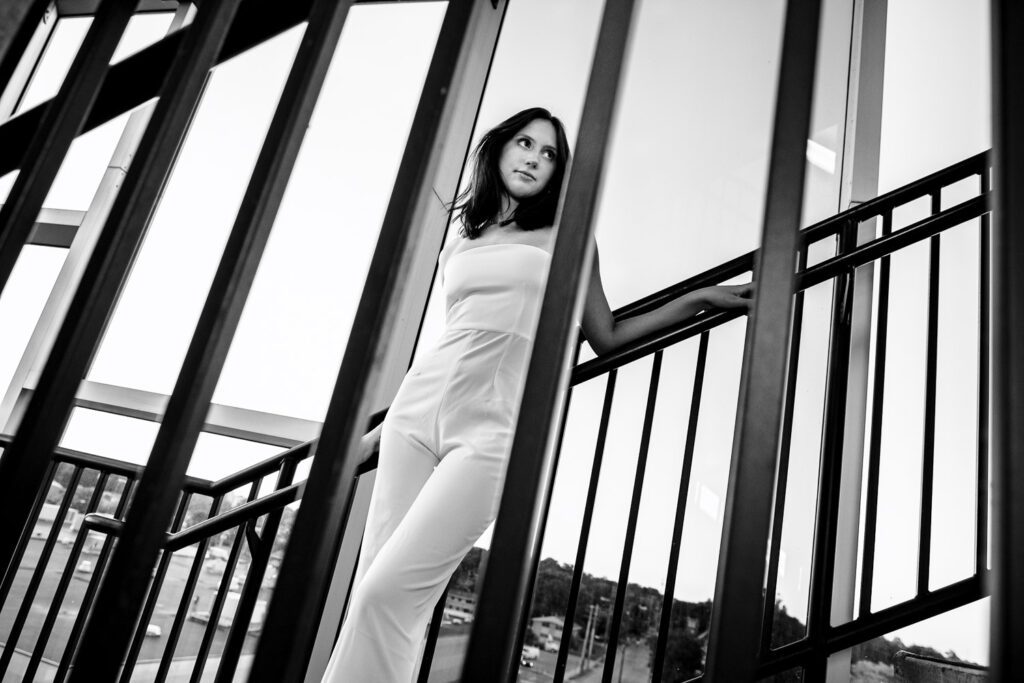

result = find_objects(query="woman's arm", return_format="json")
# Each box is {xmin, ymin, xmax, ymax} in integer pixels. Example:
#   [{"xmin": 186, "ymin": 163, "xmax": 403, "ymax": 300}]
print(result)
[
  {"xmin": 580, "ymin": 243, "xmax": 753, "ymax": 356},
  {"xmin": 357, "ymin": 421, "xmax": 384, "ymax": 464}
]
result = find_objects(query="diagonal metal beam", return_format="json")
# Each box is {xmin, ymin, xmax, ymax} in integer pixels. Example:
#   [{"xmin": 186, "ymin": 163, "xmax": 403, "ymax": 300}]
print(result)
[
  {"xmin": 0, "ymin": 0, "xmax": 314, "ymax": 178},
  {"xmin": 66, "ymin": 0, "xmax": 355, "ymax": 677},
  {"xmin": 0, "ymin": 0, "xmax": 134, "ymax": 298},
  {"xmin": 0, "ymin": 1, "xmax": 245, "ymax": 677},
  {"xmin": 248, "ymin": 2, "xmax": 509, "ymax": 680},
  {"xmin": 703, "ymin": 0, "xmax": 822, "ymax": 680},
  {"xmin": 0, "ymin": 0, "xmax": 50, "ymax": 98},
  {"xmin": 462, "ymin": 1, "xmax": 640, "ymax": 680}
]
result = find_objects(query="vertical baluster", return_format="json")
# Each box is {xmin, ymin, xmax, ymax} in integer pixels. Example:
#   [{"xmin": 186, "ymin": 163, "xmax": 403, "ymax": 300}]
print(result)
[
  {"xmin": 0, "ymin": 464, "xmax": 83, "ymax": 678},
  {"xmin": 553, "ymin": 371, "xmax": 617, "ymax": 683},
  {"xmin": 917, "ymin": 191, "xmax": 942, "ymax": 596},
  {"xmin": 189, "ymin": 479, "xmax": 262, "ymax": 683},
  {"xmin": 601, "ymin": 353, "xmax": 661, "ymax": 682},
  {"xmin": 975, "ymin": 169, "xmax": 990, "ymax": 576},
  {"xmin": 858, "ymin": 210, "xmax": 892, "ymax": 617},
  {"xmin": 651, "ymin": 333, "xmax": 709, "ymax": 681},
  {"xmin": 215, "ymin": 461, "xmax": 297, "ymax": 682},
  {"xmin": 22, "ymin": 470, "xmax": 109, "ymax": 682},
  {"xmin": 118, "ymin": 493, "xmax": 192, "ymax": 683},
  {"xmin": 0, "ymin": 455, "xmax": 54, "ymax": 613},
  {"xmin": 154, "ymin": 493, "xmax": 224, "ymax": 682},
  {"xmin": 804, "ymin": 221, "xmax": 858, "ymax": 679},
  {"xmin": 54, "ymin": 476, "xmax": 136, "ymax": 683}
]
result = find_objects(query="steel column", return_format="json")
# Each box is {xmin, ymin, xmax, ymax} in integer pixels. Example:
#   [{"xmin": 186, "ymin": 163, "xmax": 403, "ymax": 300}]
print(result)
[
  {"xmin": 0, "ymin": 1, "xmax": 247, "ymax": 676},
  {"xmin": 462, "ymin": 1, "xmax": 639, "ymax": 680},
  {"xmin": 989, "ymin": 0, "xmax": 1024, "ymax": 679},
  {"xmin": 703, "ymin": 0, "xmax": 822, "ymax": 680},
  {"xmin": 249, "ymin": 2, "xmax": 509, "ymax": 680},
  {"xmin": 67, "ymin": 0, "xmax": 351, "ymax": 678}
]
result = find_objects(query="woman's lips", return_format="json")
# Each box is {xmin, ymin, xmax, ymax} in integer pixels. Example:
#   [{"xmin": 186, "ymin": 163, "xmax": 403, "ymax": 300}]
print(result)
[{"xmin": 515, "ymin": 170, "xmax": 536, "ymax": 181}]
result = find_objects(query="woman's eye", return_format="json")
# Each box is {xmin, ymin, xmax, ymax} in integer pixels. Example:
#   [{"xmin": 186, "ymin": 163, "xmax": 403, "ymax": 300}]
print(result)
[
  {"xmin": 518, "ymin": 137, "xmax": 531, "ymax": 148},
  {"xmin": 542, "ymin": 150, "xmax": 556, "ymax": 161}
]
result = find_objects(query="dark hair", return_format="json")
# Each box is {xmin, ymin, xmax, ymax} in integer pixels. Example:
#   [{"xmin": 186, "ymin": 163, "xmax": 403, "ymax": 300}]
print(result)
[{"xmin": 451, "ymin": 107, "xmax": 571, "ymax": 238}]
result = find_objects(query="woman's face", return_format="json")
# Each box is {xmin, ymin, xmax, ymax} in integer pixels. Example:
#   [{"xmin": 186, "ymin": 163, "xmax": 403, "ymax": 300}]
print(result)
[{"xmin": 497, "ymin": 118, "xmax": 559, "ymax": 201}]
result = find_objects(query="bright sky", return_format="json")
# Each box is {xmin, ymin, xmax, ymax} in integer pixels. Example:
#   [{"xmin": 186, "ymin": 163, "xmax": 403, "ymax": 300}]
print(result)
[{"xmin": 0, "ymin": 0, "xmax": 993, "ymax": 667}]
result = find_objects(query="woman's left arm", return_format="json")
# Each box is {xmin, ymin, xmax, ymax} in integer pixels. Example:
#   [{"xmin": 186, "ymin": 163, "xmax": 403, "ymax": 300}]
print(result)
[{"xmin": 581, "ymin": 243, "xmax": 753, "ymax": 356}]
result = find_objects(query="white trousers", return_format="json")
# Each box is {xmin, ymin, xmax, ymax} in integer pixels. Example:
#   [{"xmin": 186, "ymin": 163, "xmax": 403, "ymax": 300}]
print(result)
[{"xmin": 321, "ymin": 328, "xmax": 531, "ymax": 683}]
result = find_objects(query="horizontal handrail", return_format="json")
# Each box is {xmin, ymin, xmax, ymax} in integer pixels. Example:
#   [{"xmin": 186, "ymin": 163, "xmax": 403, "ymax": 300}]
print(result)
[
  {"xmin": 605, "ymin": 149, "xmax": 989, "ymax": 324},
  {"xmin": 80, "ymin": 481, "xmax": 306, "ymax": 551},
  {"xmin": 167, "ymin": 482, "xmax": 303, "ymax": 551},
  {"xmin": 576, "ymin": 152, "xmax": 991, "ymax": 381}
]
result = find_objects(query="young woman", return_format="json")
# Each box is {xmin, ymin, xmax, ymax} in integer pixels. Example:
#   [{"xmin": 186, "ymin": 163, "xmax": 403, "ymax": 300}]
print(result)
[{"xmin": 321, "ymin": 107, "xmax": 752, "ymax": 682}]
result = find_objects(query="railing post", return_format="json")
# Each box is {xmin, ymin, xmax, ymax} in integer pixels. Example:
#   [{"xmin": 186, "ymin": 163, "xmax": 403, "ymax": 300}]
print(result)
[
  {"xmin": 462, "ymin": 1, "xmax": 640, "ymax": 680},
  {"xmin": 829, "ymin": 4, "xmax": 888, "ymax": 679},
  {"xmin": 703, "ymin": 0, "xmax": 822, "ymax": 680},
  {"xmin": 989, "ymin": 0, "xmax": 1024, "ymax": 680},
  {"xmin": 248, "ymin": 2, "xmax": 509, "ymax": 680}
]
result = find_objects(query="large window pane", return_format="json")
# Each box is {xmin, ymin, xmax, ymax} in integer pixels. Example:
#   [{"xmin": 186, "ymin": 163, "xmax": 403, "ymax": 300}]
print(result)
[
  {"xmin": 211, "ymin": 3, "xmax": 447, "ymax": 422},
  {"xmin": 85, "ymin": 26, "xmax": 306, "ymax": 394},
  {"xmin": 0, "ymin": 246, "xmax": 68, "ymax": 421},
  {"xmin": 0, "ymin": 13, "xmax": 176, "ymax": 210},
  {"xmin": 878, "ymin": 0, "xmax": 991, "ymax": 193}
]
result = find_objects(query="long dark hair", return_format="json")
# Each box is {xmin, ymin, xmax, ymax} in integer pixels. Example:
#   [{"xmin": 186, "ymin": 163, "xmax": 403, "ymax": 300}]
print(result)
[{"xmin": 451, "ymin": 107, "xmax": 571, "ymax": 238}]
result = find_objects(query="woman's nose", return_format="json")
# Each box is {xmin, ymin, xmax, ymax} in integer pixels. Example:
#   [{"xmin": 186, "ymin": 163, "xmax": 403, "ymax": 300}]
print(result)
[{"xmin": 525, "ymin": 156, "xmax": 538, "ymax": 167}]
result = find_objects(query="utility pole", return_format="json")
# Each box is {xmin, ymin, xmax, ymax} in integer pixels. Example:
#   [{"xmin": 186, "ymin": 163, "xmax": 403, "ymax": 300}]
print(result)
[{"xmin": 578, "ymin": 604, "xmax": 595, "ymax": 674}]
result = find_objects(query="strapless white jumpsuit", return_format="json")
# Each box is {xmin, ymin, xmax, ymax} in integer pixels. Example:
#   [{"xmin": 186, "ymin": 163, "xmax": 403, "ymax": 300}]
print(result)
[{"xmin": 321, "ymin": 242, "xmax": 551, "ymax": 683}]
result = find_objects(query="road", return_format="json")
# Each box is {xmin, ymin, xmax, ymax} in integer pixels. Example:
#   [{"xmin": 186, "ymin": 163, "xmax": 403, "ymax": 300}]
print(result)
[
  {"xmin": 423, "ymin": 633, "xmax": 653, "ymax": 683},
  {"xmin": 1, "ymin": 537, "xmax": 262, "ymax": 679}
]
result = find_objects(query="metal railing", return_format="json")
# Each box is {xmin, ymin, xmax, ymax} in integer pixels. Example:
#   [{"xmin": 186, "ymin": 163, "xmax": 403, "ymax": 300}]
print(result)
[
  {"xmin": 0, "ymin": 427, "xmax": 384, "ymax": 682},
  {"xmin": 538, "ymin": 150, "xmax": 992, "ymax": 681},
  {"xmin": 1, "ymin": 0, "xmax": 1019, "ymax": 680},
  {"xmin": 0, "ymin": 149, "xmax": 992, "ymax": 682}
]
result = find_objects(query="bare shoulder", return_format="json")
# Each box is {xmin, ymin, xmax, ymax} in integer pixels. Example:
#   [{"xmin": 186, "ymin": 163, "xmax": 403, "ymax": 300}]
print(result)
[{"xmin": 438, "ymin": 230, "xmax": 465, "ymax": 274}]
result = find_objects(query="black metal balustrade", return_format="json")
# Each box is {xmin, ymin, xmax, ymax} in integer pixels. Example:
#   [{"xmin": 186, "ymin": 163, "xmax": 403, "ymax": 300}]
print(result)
[
  {"xmin": 0, "ymin": 148, "xmax": 992, "ymax": 682},
  {"xmin": 0, "ymin": 0, "xmax": 1020, "ymax": 681},
  {"xmin": 539, "ymin": 150, "xmax": 993, "ymax": 682},
  {"xmin": 0, "ymin": 428, "xmax": 384, "ymax": 682}
]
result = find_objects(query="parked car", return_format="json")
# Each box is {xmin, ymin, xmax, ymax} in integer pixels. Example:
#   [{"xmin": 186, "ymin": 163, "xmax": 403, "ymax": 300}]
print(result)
[
  {"xmin": 145, "ymin": 624, "xmax": 162, "ymax": 638},
  {"xmin": 75, "ymin": 560, "xmax": 92, "ymax": 573},
  {"xmin": 543, "ymin": 638, "xmax": 560, "ymax": 653},
  {"xmin": 521, "ymin": 645, "xmax": 540, "ymax": 661}
]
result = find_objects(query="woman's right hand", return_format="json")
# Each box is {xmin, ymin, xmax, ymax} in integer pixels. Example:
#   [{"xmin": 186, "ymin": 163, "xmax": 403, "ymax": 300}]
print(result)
[{"xmin": 358, "ymin": 429, "xmax": 381, "ymax": 465}]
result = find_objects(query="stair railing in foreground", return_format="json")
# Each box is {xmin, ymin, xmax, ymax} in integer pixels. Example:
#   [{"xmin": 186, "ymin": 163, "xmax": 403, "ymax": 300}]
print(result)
[
  {"xmin": 0, "ymin": 424, "xmax": 384, "ymax": 683},
  {"xmin": 543, "ymin": 149, "xmax": 991, "ymax": 682},
  {"xmin": 0, "ymin": 149, "xmax": 992, "ymax": 683}
]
